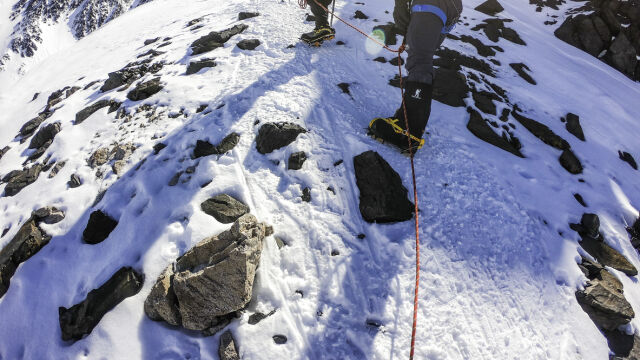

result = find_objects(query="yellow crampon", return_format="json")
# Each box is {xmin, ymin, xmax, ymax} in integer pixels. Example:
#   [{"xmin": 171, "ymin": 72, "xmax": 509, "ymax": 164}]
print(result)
[{"xmin": 369, "ymin": 117, "xmax": 425, "ymax": 149}]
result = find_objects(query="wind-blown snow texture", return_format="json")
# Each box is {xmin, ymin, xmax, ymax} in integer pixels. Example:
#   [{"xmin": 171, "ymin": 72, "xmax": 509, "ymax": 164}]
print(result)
[{"xmin": 0, "ymin": 0, "xmax": 639, "ymax": 359}]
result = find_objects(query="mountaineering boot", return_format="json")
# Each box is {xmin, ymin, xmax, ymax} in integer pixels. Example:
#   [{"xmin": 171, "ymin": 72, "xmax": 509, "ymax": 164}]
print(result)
[
  {"xmin": 368, "ymin": 81, "xmax": 433, "ymax": 154},
  {"xmin": 301, "ymin": 26, "xmax": 336, "ymax": 46}
]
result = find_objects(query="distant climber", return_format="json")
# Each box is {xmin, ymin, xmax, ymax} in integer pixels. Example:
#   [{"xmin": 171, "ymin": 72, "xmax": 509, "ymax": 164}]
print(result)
[
  {"xmin": 369, "ymin": 0, "xmax": 463, "ymax": 153},
  {"xmin": 299, "ymin": 0, "xmax": 336, "ymax": 46}
]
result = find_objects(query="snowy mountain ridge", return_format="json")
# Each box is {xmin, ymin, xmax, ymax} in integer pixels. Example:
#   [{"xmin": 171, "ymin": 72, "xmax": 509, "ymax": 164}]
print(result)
[{"xmin": 0, "ymin": 0, "xmax": 640, "ymax": 359}]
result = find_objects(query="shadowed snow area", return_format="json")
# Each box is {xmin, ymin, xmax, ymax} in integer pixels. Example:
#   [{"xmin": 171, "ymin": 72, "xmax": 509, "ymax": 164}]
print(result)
[{"xmin": 0, "ymin": 0, "xmax": 639, "ymax": 359}]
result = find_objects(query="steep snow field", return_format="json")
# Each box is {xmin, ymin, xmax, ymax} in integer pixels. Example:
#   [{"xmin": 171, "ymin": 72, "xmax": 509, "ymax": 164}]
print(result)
[{"xmin": 1, "ymin": 0, "xmax": 640, "ymax": 359}]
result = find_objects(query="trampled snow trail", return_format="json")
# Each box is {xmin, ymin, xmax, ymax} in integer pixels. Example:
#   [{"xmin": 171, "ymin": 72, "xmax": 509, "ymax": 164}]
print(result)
[{"xmin": 0, "ymin": 0, "xmax": 639, "ymax": 359}]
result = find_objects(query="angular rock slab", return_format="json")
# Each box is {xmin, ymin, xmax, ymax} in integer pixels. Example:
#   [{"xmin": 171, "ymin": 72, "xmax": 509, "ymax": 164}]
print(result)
[
  {"xmin": 3, "ymin": 164, "xmax": 42, "ymax": 196},
  {"xmin": 0, "ymin": 213, "xmax": 58, "ymax": 298},
  {"xmin": 353, "ymin": 151, "xmax": 414, "ymax": 223},
  {"xmin": 201, "ymin": 194, "xmax": 250, "ymax": 224},
  {"xmin": 191, "ymin": 24, "xmax": 249, "ymax": 55},
  {"xmin": 144, "ymin": 214, "xmax": 268, "ymax": 333},
  {"xmin": 82, "ymin": 210, "xmax": 118, "ymax": 244},
  {"xmin": 193, "ymin": 132, "xmax": 240, "ymax": 158},
  {"xmin": 59, "ymin": 267, "xmax": 144, "ymax": 341},
  {"xmin": 467, "ymin": 109, "xmax": 524, "ymax": 158},
  {"xmin": 127, "ymin": 78, "xmax": 163, "ymax": 101},
  {"xmin": 255, "ymin": 122, "xmax": 307, "ymax": 154},
  {"xmin": 219, "ymin": 330, "xmax": 240, "ymax": 360},
  {"xmin": 576, "ymin": 259, "xmax": 634, "ymax": 331}
]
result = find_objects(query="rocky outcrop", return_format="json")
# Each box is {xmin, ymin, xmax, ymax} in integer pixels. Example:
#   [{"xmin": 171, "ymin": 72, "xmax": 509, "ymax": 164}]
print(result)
[
  {"xmin": 288, "ymin": 151, "xmax": 307, "ymax": 170},
  {"xmin": 353, "ymin": 151, "xmax": 414, "ymax": 223},
  {"xmin": 619, "ymin": 151, "xmax": 638, "ymax": 170},
  {"xmin": 571, "ymin": 213, "xmax": 638, "ymax": 276},
  {"xmin": 509, "ymin": 63, "xmax": 537, "ymax": 85},
  {"xmin": 191, "ymin": 24, "xmax": 249, "ymax": 55},
  {"xmin": 475, "ymin": 0, "xmax": 504, "ymax": 16},
  {"xmin": 467, "ymin": 109, "xmax": 524, "ymax": 157},
  {"xmin": 237, "ymin": 39, "xmax": 261, "ymax": 50},
  {"xmin": 89, "ymin": 143, "xmax": 136, "ymax": 169},
  {"xmin": 193, "ymin": 133, "xmax": 240, "ymax": 158},
  {"xmin": 238, "ymin": 12, "xmax": 260, "ymax": 20},
  {"xmin": 2, "ymin": 164, "xmax": 42, "ymax": 196},
  {"xmin": 219, "ymin": 330, "xmax": 240, "ymax": 360},
  {"xmin": 565, "ymin": 113, "xmax": 585, "ymax": 141},
  {"xmin": 555, "ymin": 3, "xmax": 640, "ymax": 80},
  {"xmin": 512, "ymin": 110, "xmax": 569, "ymax": 150},
  {"xmin": 576, "ymin": 258, "xmax": 635, "ymax": 331},
  {"xmin": 559, "ymin": 149, "xmax": 583, "ymax": 174},
  {"xmin": 127, "ymin": 78, "xmax": 163, "ymax": 101},
  {"xmin": 59, "ymin": 267, "xmax": 144, "ymax": 342},
  {"xmin": 255, "ymin": 122, "xmax": 307, "ymax": 154},
  {"xmin": 201, "ymin": 194, "xmax": 250, "ymax": 224},
  {"xmin": 75, "ymin": 100, "xmax": 114, "ymax": 124},
  {"xmin": 186, "ymin": 58, "xmax": 217, "ymax": 75},
  {"xmin": 82, "ymin": 210, "xmax": 118, "ymax": 244},
  {"xmin": 144, "ymin": 214, "xmax": 269, "ymax": 335},
  {"xmin": 28, "ymin": 122, "xmax": 60, "ymax": 150},
  {"xmin": 101, "ymin": 61, "xmax": 164, "ymax": 92},
  {"xmin": 19, "ymin": 113, "xmax": 48, "ymax": 138},
  {"xmin": 471, "ymin": 18, "xmax": 526, "ymax": 46},
  {"xmin": 0, "ymin": 207, "xmax": 65, "ymax": 298}
]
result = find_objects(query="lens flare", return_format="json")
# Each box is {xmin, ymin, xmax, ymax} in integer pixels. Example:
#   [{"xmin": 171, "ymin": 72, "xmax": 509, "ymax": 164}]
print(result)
[{"xmin": 365, "ymin": 29, "xmax": 386, "ymax": 55}]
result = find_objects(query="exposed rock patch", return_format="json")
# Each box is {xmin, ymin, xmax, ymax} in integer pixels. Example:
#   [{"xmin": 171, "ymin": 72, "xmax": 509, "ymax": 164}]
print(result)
[
  {"xmin": 565, "ymin": 113, "xmax": 585, "ymax": 141},
  {"xmin": 144, "ymin": 215, "xmax": 268, "ymax": 335},
  {"xmin": 353, "ymin": 151, "xmax": 414, "ymax": 223},
  {"xmin": 127, "ymin": 78, "xmax": 163, "ymax": 101},
  {"xmin": 467, "ymin": 109, "xmax": 524, "ymax": 157},
  {"xmin": 472, "ymin": 18, "xmax": 527, "ymax": 45},
  {"xmin": 475, "ymin": 0, "xmax": 504, "ymax": 16},
  {"xmin": 571, "ymin": 213, "xmax": 638, "ymax": 276},
  {"xmin": 512, "ymin": 110, "xmax": 569, "ymax": 150},
  {"xmin": 100, "ymin": 61, "xmax": 164, "ymax": 92},
  {"xmin": 191, "ymin": 24, "xmax": 249, "ymax": 55},
  {"xmin": 75, "ymin": 100, "xmax": 113, "ymax": 124},
  {"xmin": 59, "ymin": 267, "xmax": 144, "ymax": 341},
  {"xmin": 619, "ymin": 151, "xmax": 638, "ymax": 170},
  {"xmin": 559, "ymin": 149, "xmax": 583, "ymax": 174},
  {"xmin": 510, "ymin": 63, "xmax": 537, "ymax": 85},
  {"xmin": 288, "ymin": 151, "xmax": 307, "ymax": 170},
  {"xmin": 201, "ymin": 194, "xmax": 250, "ymax": 223},
  {"xmin": 219, "ymin": 330, "xmax": 240, "ymax": 360},
  {"xmin": 193, "ymin": 133, "xmax": 240, "ymax": 158},
  {"xmin": 3, "ymin": 164, "xmax": 42, "ymax": 196},
  {"xmin": 186, "ymin": 58, "xmax": 217, "ymax": 75},
  {"xmin": 237, "ymin": 39, "xmax": 261, "ymax": 50},
  {"xmin": 238, "ymin": 12, "xmax": 260, "ymax": 20},
  {"xmin": 82, "ymin": 210, "xmax": 118, "ymax": 244},
  {"xmin": 0, "ymin": 207, "xmax": 64, "ymax": 298},
  {"xmin": 256, "ymin": 122, "xmax": 307, "ymax": 154}
]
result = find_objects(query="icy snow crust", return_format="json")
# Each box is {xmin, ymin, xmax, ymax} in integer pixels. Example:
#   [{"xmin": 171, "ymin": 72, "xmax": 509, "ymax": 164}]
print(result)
[{"xmin": 0, "ymin": 0, "xmax": 639, "ymax": 358}]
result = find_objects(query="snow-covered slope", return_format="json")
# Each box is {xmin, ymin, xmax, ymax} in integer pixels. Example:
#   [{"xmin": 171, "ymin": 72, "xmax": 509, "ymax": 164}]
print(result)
[{"xmin": 0, "ymin": 0, "xmax": 639, "ymax": 359}]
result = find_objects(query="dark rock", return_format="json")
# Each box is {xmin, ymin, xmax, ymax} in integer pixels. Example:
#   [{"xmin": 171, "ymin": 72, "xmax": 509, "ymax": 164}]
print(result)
[
  {"xmin": 302, "ymin": 187, "xmax": 311, "ymax": 203},
  {"xmin": 0, "ymin": 217, "xmax": 52, "ymax": 298},
  {"xmin": 512, "ymin": 110, "xmax": 569, "ymax": 150},
  {"xmin": 565, "ymin": 113, "xmax": 585, "ymax": 141},
  {"xmin": 238, "ymin": 12, "xmax": 260, "ymax": 20},
  {"xmin": 201, "ymin": 194, "xmax": 250, "ymax": 223},
  {"xmin": 353, "ymin": 151, "xmax": 414, "ymax": 223},
  {"xmin": 501, "ymin": 27, "xmax": 527, "ymax": 45},
  {"xmin": 59, "ymin": 267, "xmax": 144, "ymax": 342},
  {"xmin": 472, "ymin": 91, "xmax": 497, "ymax": 115},
  {"xmin": 354, "ymin": 10, "xmax": 368, "ymax": 19},
  {"xmin": 127, "ymin": 78, "xmax": 163, "ymax": 101},
  {"xmin": 219, "ymin": 330, "xmax": 240, "ymax": 360},
  {"xmin": 19, "ymin": 113, "xmax": 47, "ymax": 138},
  {"xmin": 275, "ymin": 236, "xmax": 287, "ymax": 248},
  {"xmin": 68, "ymin": 174, "xmax": 82, "ymax": 188},
  {"xmin": 137, "ymin": 49, "xmax": 165, "ymax": 58},
  {"xmin": 459, "ymin": 35, "xmax": 496, "ymax": 57},
  {"xmin": 187, "ymin": 17, "xmax": 205, "ymax": 27},
  {"xmin": 509, "ymin": 63, "xmax": 537, "ymax": 85},
  {"xmin": 607, "ymin": 32, "xmax": 637, "ymax": 77},
  {"xmin": 571, "ymin": 213, "xmax": 637, "ymax": 276},
  {"xmin": 45, "ymin": 88, "xmax": 66, "ymax": 109},
  {"xmin": 196, "ymin": 104, "xmax": 208, "ymax": 113},
  {"xmin": 337, "ymin": 83, "xmax": 350, "ymax": 95},
  {"xmin": 82, "ymin": 210, "xmax": 118, "ymax": 244},
  {"xmin": 48, "ymin": 161, "xmax": 65, "ymax": 178},
  {"xmin": 33, "ymin": 206, "xmax": 65, "ymax": 224},
  {"xmin": 475, "ymin": 0, "xmax": 504, "ymax": 16},
  {"xmin": 435, "ymin": 48, "xmax": 495, "ymax": 76},
  {"xmin": 467, "ymin": 110, "xmax": 524, "ymax": 157},
  {"xmin": 288, "ymin": 151, "xmax": 307, "ymax": 170},
  {"xmin": 153, "ymin": 143, "xmax": 166, "ymax": 154},
  {"xmin": 0, "ymin": 146, "xmax": 9, "ymax": 160},
  {"xmin": 100, "ymin": 61, "xmax": 163, "ymax": 92},
  {"xmin": 559, "ymin": 149, "xmax": 583, "ymax": 174},
  {"xmin": 305, "ymin": 14, "xmax": 316, "ymax": 22},
  {"xmin": 603, "ymin": 330, "xmax": 640, "ymax": 358},
  {"xmin": 237, "ymin": 39, "xmax": 261, "ymax": 50},
  {"xmin": 256, "ymin": 122, "xmax": 307, "ymax": 154},
  {"xmin": 574, "ymin": 193, "xmax": 587, "ymax": 207},
  {"xmin": 28, "ymin": 122, "xmax": 60, "ymax": 149},
  {"xmin": 193, "ymin": 132, "xmax": 241, "ymax": 158},
  {"xmin": 145, "ymin": 215, "xmax": 268, "ymax": 333},
  {"xmin": 248, "ymin": 310, "xmax": 276, "ymax": 325},
  {"xmin": 4, "ymin": 164, "xmax": 42, "ymax": 196},
  {"xmin": 186, "ymin": 58, "xmax": 217, "ymax": 75},
  {"xmin": 144, "ymin": 37, "xmax": 160, "ymax": 45},
  {"xmin": 619, "ymin": 151, "xmax": 638, "ymax": 170},
  {"xmin": 31, "ymin": 92, "xmax": 39, "ymax": 101},
  {"xmin": 273, "ymin": 335, "xmax": 288, "ymax": 344},
  {"xmin": 374, "ymin": 56, "xmax": 387, "ymax": 63},
  {"xmin": 108, "ymin": 101, "xmax": 121, "ymax": 113},
  {"xmin": 389, "ymin": 56, "xmax": 405, "ymax": 66},
  {"xmin": 576, "ymin": 266, "xmax": 634, "ymax": 331},
  {"xmin": 191, "ymin": 24, "xmax": 249, "ymax": 55},
  {"xmin": 432, "ymin": 68, "xmax": 469, "ymax": 107}
]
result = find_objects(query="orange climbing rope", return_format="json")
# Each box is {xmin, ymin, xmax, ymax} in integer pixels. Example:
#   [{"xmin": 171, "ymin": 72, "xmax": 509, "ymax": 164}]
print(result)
[{"xmin": 298, "ymin": 1, "xmax": 422, "ymax": 358}]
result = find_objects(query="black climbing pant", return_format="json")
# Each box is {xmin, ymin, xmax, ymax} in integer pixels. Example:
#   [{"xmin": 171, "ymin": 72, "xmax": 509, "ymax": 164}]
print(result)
[{"xmin": 308, "ymin": 0, "xmax": 333, "ymax": 29}]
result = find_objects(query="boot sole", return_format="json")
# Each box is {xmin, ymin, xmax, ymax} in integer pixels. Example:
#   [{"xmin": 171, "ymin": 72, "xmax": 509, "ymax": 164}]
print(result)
[{"xmin": 303, "ymin": 35, "xmax": 335, "ymax": 47}]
